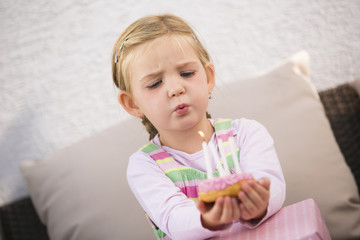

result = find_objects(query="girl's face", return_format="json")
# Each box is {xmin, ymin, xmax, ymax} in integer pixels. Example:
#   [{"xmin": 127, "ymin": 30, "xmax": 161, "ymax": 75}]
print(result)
[{"xmin": 119, "ymin": 35, "xmax": 215, "ymax": 138}]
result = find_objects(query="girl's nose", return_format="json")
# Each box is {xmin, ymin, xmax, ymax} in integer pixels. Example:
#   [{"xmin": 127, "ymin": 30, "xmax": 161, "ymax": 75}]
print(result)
[{"xmin": 168, "ymin": 85, "xmax": 185, "ymax": 98}]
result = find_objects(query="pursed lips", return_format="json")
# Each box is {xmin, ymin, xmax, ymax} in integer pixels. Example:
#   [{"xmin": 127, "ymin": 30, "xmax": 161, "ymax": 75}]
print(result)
[{"xmin": 174, "ymin": 103, "xmax": 189, "ymax": 114}]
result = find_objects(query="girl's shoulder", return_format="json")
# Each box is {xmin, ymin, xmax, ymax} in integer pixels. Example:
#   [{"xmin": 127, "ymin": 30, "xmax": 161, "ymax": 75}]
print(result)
[
  {"xmin": 127, "ymin": 135, "xmax": 171, "ymax": 172},
  {"xmin": 127, "ymin": 144, "xmax": 159, "ymax": 170},
  {"xmin": 128, "ymin": 142, "xmax": 159, "ymax": 161},
  {"xmin": 211, "ymin": 117, "xmax": 259, "ymax": 128},
  {"xmin": 126, "ymin": 147, "xmax": 165, "ymax": 182},
  {"xmin": 211, "ymin": 117, "xmax": 267, "ymax": 138},
  {"xmin": 227, "ymin": 118, "xmax": 272, "ymax": 141},
  {"xmin": 229, "ymin": 118, "xmax": 265, "ymax": 132}
]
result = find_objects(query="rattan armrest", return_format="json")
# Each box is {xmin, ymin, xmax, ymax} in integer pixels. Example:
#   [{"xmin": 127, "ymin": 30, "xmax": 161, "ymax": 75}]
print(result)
[
  {"xmin": 319, "ymin": 83, "xmax": 360, "ymax": 195},
  {"xmin": 0, "ymin": 197, "xmax": 49, "ymax": 240}
]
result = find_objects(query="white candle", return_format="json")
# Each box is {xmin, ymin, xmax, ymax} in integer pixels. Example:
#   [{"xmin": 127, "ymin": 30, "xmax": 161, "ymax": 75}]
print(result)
[
  {"xmin": 230, "ymin": 137, "xmax": 242, "ymax": 174},
  {"xmin": 208, "ymin": 141, "xmax": 226, "ymax": 177},
  {"xmin": 198, "ymin": 131, "xmax": 213, "ymax": 179},
  {"xmin": 218, "ymin": 139, "xmax": 231, "ymax": 175}
]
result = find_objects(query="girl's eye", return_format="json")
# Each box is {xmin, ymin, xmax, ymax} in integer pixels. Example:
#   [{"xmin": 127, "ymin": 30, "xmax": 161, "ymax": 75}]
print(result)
[
  {"xmin": 180, "ymin": 72, "xmax": 195, "ymax": 78},
  {"xmin": 147, "ymin": 80, "xmax": 162, "ymax": 89}
]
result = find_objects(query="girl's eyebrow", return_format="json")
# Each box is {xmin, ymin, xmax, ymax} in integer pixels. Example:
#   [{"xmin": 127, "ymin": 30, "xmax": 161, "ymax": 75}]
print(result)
[
  {"xmin": 139, "ymin": 70, "xmax": 163, "ymax": 83},
  {"xmin": 176, "ymin": 61, "xmax": 198, "ymax": 68},
  {"xmin": 140, "ymin": 61, "xmax": 198, "ymax": 82}
]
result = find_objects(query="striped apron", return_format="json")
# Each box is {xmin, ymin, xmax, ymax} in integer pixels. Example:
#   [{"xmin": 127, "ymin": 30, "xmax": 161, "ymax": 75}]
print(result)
[{"xmin": 139, "ymin": 119, "xmax": 239, "ymax": 239}]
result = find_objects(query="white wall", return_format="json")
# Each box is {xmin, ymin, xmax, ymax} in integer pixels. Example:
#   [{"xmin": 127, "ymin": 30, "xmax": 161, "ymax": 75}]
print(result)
[{"xmin": 1, "ymin": 0, "xmax": 359, "ymax": 205}]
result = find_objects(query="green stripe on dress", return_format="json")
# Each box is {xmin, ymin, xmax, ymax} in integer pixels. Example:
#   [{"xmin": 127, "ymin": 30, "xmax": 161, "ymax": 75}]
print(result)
[
  {"xmin": 152, "ymin": 227, "xmax": 167, "ymax": 239},
  {"xmin": 165, "ymin": 168, "xmax": 207, "ymax": 182},
  {"xmin": 214, "ymin": 119, "xmax": 232, "ymax": 131},
  {"xmin": 140, "ymin": 143, "xmax": 160, "ymax": 153},
  {"xmin": 225, "ymin": 149, "xmax": 239, "ymax": 171}
]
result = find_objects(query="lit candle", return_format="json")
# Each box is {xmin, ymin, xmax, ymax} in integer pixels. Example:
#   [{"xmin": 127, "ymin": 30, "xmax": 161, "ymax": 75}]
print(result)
[
  {"xmin": 218, "ymin": 139, "xmax": 231, "ymax": 175},
  {"xmin": 198, "ymin": 131, "xmax": 213, "ymax": 179},
  {"xmin": 229, "ymin": 137, "xmax": 242, "ymax": 174}
]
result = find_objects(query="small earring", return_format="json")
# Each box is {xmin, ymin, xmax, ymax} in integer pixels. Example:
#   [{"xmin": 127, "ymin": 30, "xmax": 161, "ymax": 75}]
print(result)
[{"xmin": 208, "ymin": 91, "xmax": 212, "ymax": 99}]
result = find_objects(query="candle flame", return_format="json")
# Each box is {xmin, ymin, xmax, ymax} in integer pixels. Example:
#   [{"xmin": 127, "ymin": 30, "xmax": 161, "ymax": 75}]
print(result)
[{"xmin": 198, "ymin": 131, "xmax": 206, "ymax": 141}]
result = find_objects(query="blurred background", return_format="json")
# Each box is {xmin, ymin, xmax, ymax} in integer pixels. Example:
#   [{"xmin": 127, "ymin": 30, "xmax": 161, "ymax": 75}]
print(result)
[{"xmin": 0, "ymin": 0, "xmax": 359, "ymax": 206}]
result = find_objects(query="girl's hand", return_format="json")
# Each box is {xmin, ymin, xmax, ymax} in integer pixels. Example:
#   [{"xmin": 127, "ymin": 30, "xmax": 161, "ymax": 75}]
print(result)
[
  {"xmin": 238, "ymin": 177, "xmax": 270, "ymax": 221},
  {"xmin": 197, "ymin": 196, "xmax": 240, "ymax": 231},
  {"xmin": 196, "ymin": 177, "xmax": 270, "ymax": 230}
]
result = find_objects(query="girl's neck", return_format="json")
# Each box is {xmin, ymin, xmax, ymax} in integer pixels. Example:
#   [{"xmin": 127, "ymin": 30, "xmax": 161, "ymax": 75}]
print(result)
[{"xmin": 158, "ymin": 119, "xmax": 214, "ymax": 154}]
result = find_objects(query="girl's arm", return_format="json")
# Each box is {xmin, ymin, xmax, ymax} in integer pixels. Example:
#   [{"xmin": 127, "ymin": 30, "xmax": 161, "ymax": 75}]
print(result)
[
  {"xmin": 234, "ymin": 118, "xmax": 286, "ymax": 227},
  {"xmin": 127, "ymin": 151, "xmax": 220, "ymax": 239}
]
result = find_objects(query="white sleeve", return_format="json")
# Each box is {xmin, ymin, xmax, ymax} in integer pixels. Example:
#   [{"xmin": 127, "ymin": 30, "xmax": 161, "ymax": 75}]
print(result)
[
  {"xmin": 235, "ymin": 119, "xmax": 286, "ymax": 228},
  {"xmin": 126, "ymin": 151, "xmax": 220, "ymax": 239}
]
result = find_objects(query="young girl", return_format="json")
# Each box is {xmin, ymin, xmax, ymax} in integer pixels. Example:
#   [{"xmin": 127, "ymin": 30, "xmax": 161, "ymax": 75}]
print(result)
[{"xmin": 112, "ymin": 14, "xmax": 285, "ymax": 239}]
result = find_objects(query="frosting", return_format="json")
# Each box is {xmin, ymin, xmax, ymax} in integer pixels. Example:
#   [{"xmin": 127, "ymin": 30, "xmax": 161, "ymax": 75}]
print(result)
[{"xmin": 198, "ymin": 173, "xmax": 253, "ymax": 193}]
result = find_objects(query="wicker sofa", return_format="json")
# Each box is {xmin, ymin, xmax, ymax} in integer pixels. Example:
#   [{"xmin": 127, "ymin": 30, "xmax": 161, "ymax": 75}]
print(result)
[{"xmin": 1, "ymin": 82, "xmax": 359, "ymax": 240}]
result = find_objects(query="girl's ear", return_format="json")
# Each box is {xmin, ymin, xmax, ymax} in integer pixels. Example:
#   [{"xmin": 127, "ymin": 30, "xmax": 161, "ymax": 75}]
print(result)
[
  {"xmin": 118, "ymin": 92, "xmax": 143, "ymax": 118},
  {"xmin": 205, "ymin": 63, "xmax": 215, "ymax": 92}
]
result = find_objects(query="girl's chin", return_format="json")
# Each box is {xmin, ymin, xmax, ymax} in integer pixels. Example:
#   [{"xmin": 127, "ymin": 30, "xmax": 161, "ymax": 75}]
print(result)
[
  {"xmin": 155, "ymin": 112, "xmax": 207, "ymax": 131},
  {"xmin": 175, "ymin": 116, "xmax": 208, "ymax": 130}
]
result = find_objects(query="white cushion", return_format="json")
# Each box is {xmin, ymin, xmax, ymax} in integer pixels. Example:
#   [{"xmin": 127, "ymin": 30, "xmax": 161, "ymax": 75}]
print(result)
[
  {"xmin": 209, "ymin": 51, "xmax": 360, "ymax": 239},
  {"xmin": 21, "ymin": 120, "xmax": 153, "ymax": 240}
]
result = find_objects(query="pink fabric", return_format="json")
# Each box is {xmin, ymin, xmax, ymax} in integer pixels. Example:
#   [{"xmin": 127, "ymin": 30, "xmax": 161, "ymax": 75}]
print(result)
[
  {"xmin": 215, "ymin": 133, "xmax": 230, "ymax": 142},
  {"xmin": 127, "ymin": 118, "xmax": 286, "ymax": 239},
  {"xmin": 213, "ymin": 199, "xmax": 331, "ymax": 240},
  {"xmin": 177, "ymin": 185, "xmax": 199, "ymax": 199},
  {"xmin": 152, "ymin": 151, "xmax": 171, "ymax": 160}
]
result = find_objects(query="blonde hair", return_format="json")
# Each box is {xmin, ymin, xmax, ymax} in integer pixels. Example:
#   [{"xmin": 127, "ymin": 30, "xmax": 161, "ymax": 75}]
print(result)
[{"xmin": 112, "ymin": 14, "xmax": 212, "ymax": 139}]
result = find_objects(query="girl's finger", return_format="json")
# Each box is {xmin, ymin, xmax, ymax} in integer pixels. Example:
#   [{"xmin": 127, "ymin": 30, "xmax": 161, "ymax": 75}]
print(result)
[
  {"xmin": 220, "ymin": 197, "xmax": 233, "ymax": 223},
  {"xmin": 258, "ymin": 178, "xmax": 271, "ymax": 190},
  {"xmin": 231, "ymin": 198, "xmax": 241, "ymax": 220},
  {"xmin": 197, "ymin": 200, "xmax": 206, "ymax": 214},
  {"xmin": 252, "ymin": 179, "xmax": 270, "ymax": 201},
  {"xmin": 211, "ymin": 197, "xmax": 224, "ymax": 220},
  {"xmin": 239, "ymin": 190, "xmax": 258, "ymax": 214},
  {"xmin": 242, "ymin": 182, "xmax": 263, "ymax": 208},
  {"xmin": 240, "ymin": 203, "xmax": 251, "ymax": 220}
]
